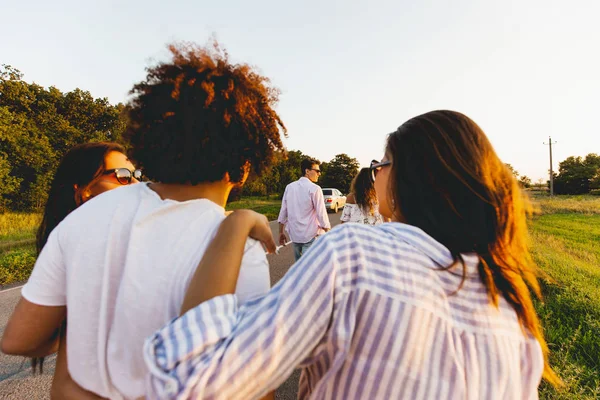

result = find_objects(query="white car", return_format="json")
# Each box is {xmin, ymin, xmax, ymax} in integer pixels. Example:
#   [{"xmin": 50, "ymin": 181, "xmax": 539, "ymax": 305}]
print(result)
[{"xmin": 322, "ymin": 188, "xmax": 346, "ymax": 213}]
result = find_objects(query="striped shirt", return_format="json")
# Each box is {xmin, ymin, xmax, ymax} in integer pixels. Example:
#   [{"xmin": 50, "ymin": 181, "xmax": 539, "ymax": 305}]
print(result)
[{"xmin": 144, "ymin": 222, "xmax": 544, "ymax": 400}]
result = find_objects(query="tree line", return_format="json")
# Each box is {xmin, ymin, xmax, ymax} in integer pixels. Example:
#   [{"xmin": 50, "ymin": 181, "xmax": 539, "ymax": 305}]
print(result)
[
  {"xmin": 0, "ymin": 65, "xmax": 361, "ymax": 211},
  {"xmin": 2, "ymin": 65, "xmax": 596, "ymax": 212},
  {"xmin": 507, "ymin": 155, "xmax": 600, "ymax": 195}
]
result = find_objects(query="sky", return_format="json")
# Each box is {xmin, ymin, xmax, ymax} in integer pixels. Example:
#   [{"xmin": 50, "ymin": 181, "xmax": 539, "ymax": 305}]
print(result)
[{"xmin": 2, "ymin": 0, "xmax": 599, "ymax": 181}]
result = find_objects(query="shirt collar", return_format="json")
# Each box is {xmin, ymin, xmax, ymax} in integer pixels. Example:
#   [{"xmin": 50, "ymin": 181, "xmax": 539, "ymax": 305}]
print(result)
[{"xmin": 380, "ymin": 222, "xmax": 479, "ymax": 274}]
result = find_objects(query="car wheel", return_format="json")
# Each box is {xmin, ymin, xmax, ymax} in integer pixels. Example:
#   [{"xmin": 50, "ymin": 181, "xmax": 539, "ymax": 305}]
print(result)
[{"xmin": 333, "ymin": 203, "xmax": 338, "ymax": 213}]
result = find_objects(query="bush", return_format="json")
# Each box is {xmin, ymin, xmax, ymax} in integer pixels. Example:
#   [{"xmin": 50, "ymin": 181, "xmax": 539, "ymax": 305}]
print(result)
[
  {"xmin": 0, "ymin": 247, "xmax": 36, "ymax": 285},
  {"xmin": 242, "ymin": 180, "xmax": 267, "ymax": 196}
]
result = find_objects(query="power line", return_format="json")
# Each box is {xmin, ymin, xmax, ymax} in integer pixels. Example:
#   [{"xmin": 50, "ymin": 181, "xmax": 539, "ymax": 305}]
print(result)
[{"xmin": 543, "ymin": 136, "xmax": 557, "ymax": 195}]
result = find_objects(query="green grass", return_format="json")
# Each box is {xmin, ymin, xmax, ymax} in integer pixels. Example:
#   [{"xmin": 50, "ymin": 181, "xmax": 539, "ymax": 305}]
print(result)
[
  {"xmin": 0, "ymin": 245, "xmax": 36, "ymax": 286},
  {"xmin": 0, "ymin": 212, "xmax": 40, "ymax": 242},
  {"xmin": 531, "ymin": 193, "xmax": 600, "ymax": 215},
  {"xmin": 531, "ymin": 213, "xmax": 600, "ymax": 399},
  {"xmin": 226, "ymin": 196, "xmax": 282, "ymax": 221}
]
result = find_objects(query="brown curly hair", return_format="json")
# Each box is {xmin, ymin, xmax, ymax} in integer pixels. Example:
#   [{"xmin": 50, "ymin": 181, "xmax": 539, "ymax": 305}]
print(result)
[
  {"xmin": 350, "ymin": 168, "xmax": 378, "ymax": 215},
  {"xmin": 124, "ymin": 41, "xmax": 286, "ymax": 184}
]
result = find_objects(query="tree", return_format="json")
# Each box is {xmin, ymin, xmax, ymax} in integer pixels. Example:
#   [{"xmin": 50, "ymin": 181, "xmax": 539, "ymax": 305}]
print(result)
[
  {"xmin": 518, "ymin": 175, "xmax": 532, "ymax": 188},
  {"xmin": 0, "ymin": 65, "xmax": 127, "ymax": 210},
  {"xmin": 505, "ymin": 163, "xmax": 519, "ymax": 178},
  {"xmin": 320, "ymin": 153, "xmax": 360, "ymax": 194},
  {"xmin": 553, "ymin": 154, "xmax": 600, "ymax": 194}
]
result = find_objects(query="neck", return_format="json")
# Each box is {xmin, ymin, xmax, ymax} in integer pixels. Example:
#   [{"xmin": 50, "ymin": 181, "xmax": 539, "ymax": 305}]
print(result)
[{"xmin": 148, "ymin": 181, "xmax": 234, "ymax": 208}]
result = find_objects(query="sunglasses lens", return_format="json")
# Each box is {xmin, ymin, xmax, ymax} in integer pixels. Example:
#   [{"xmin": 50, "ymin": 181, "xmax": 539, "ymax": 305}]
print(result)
[
  {"xmin": 133, "ymin": 169, "xmax": 142, "ymax": 181},
  {"xmin": 115, "ymin": 168, "xmax": 132, "ymax": 184}
]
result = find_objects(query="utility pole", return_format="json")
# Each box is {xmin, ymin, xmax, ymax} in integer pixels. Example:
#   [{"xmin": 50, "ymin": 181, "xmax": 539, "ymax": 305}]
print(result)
[{"xmin": 543, "ymin": 136, "xmax": 557, "ymax": 195}]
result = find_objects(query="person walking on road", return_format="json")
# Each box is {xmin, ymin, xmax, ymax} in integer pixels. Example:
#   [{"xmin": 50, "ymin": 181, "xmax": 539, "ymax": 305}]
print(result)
[
  {"xmin": 278, "ymin": 158, "xmax": 331, "ymax": 261},
  {"xmin": 340, "ymin": 167, "xmax": 384, "ymax": 225}
]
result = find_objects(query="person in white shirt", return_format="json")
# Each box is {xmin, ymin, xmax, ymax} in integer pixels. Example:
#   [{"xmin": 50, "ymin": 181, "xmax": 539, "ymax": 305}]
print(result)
[
  {"xmin": 278, "ymin": 158, "xmax": 331, "ymax": 260},
  {"xmin": 1, "ymin": 42, "xmax": 286, "ymax": 400},
  {"xmin": 340, "ymin": 167, "xmax": 384, "ymax": 225}
]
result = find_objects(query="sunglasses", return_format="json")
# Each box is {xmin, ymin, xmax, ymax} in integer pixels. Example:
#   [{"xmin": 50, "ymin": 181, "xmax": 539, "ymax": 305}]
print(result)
[
  {"xmin": 310, "ymin": 168, "xmax": 322, "ymax": 174},
  {"xmin": 370, "ymin": 160, "xmax": 392, "ymax": 182},
  {"xmin": 103, "ymin": 168, "xmax": 142, "ymax": 185}
]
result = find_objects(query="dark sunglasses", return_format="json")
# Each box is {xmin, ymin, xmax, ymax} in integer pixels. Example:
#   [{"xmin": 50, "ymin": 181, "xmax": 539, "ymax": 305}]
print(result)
[
  {"xmin": 370, "ymin": 160, "xmax": 392, "ymax": 182},
  {"xmin": 103, "ymin": 168, "xmax": 142, "ymax": 185},
  {"xmin": 310, "ymin": 168, "xmax": 322, "ymax": 174}
]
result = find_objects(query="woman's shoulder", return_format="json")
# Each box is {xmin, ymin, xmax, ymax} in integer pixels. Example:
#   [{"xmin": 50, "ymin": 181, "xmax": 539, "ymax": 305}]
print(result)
[{"xmin": 345, "ymin": 193, "xmax": 356, "ymax": 204}]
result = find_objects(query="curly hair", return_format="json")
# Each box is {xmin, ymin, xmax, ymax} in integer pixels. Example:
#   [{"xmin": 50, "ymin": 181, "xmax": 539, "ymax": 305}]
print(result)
[
  {"xmin": 350, "ymin": 168, "xmax": 377, "ymax": 215},
  {"xmin": 124, "ymin": 41, "xmax": 287, "ymax": 184}
]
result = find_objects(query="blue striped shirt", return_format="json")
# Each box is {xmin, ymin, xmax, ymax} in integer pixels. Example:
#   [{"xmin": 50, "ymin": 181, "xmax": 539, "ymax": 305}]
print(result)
[{"xmin": 143, "ymin": 222, "xmax": 543, "ymax": 399}]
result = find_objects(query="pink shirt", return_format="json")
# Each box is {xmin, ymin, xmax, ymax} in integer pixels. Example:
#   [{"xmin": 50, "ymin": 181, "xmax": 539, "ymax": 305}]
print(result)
[{"xmin": 278, "ymin": 177, "xmax": 331, "ymax": 243}]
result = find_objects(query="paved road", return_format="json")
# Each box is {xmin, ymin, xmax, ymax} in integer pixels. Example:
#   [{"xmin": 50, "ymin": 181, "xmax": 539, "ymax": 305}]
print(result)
[{"xmin": 0, "ymin": 212, "xmax": 342, "ymax": 399}]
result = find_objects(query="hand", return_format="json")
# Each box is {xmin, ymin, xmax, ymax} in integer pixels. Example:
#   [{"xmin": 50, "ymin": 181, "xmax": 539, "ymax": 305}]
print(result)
[
  {"xmin": 226, "ymin": 210, "xmax": 277, "ymax": 254},
  {"xmin": 279, "ymin": 232, "xmax": 288, "ymax": 246}
]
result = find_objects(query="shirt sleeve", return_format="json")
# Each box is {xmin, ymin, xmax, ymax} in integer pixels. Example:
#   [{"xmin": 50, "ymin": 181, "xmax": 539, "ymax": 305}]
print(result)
[
  {"xmin": 21, "ymin": 228, "xmax": 67, "ymax": 306},
  {"xmin": 312, "ymin": 187, "xmax": 331, "ymax": 229},
  {"xmin": 144, "ymin": 236, "xmax": 339, "ymax": 400},
  {"xmin": 234, "ymin": 239, "xmax": 271, "ymax": 303},
  {"xmin": 277, "ymin": 187, "xmax": 288, "ymax": 225},
  {"xmin": 340, "ymin": 203, "xmax": 356, "ymax": 222}
]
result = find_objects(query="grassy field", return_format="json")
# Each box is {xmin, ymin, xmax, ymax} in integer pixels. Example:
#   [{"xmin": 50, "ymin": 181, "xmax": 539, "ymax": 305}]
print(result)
[
  {"xmin": 531, "ymin": 208, "xmax": 600, "ymax": 398},
  {"xmin": 0, "ymin": 212, "xmax": 41, "ymax": 242},
  {"xmin": 0, "ymin": 195, "xmax": 599, "ymax": 397},
  {"xmin": 226, "ymin": 196, "xmax": 282, "ymax": 221}
]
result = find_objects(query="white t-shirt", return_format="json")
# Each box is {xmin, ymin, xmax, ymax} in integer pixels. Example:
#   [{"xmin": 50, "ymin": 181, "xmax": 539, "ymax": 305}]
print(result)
[{"xmin": 21, "ymin": 183, "xmax": 270, "ymax": 399}]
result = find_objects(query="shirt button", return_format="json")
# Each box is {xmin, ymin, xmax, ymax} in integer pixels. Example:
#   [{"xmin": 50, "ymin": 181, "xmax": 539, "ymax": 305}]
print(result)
[{"xmin": 165, "ymin": 381, "xmax": 178, "ymax": 396}]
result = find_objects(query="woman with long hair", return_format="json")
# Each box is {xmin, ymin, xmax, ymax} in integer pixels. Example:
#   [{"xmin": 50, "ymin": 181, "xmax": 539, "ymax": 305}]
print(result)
[
  {"xmin": 144, "ymin": 110, "xmax": 561, "ymax": 399},
  {"xmin": 26, "ymin": 141, "xmax": 139, "ymax": 399},
  {"xmin": 340, "ymin": 167, "xmax": 384, "ymax": 225},
  {"xmin": 36, "ymin": 142, "xmax": 140, "ymax": 253}
]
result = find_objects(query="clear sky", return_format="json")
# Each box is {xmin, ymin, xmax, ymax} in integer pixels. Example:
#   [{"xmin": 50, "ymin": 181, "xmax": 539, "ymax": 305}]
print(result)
[{"xmin": 3, "ymin": 0, "xmax": 599, "ymax": 181}]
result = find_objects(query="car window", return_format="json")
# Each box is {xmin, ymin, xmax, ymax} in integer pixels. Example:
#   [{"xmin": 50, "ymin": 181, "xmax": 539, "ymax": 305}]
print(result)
[{"xmin": 322, "ymin": 189, "xmax": 332, "ymax": 195}]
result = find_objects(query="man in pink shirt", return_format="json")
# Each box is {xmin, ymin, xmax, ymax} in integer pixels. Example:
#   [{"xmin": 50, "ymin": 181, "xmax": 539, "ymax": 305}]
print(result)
[{"xmin": 278, "ymin": 158, "xmax": 331, "ymax": 260}]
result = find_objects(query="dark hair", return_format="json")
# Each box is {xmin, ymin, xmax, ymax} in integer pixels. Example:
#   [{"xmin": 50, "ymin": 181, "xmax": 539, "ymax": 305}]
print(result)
[
  {"xmin": 36, "ymin": 142, "xmax": 125, "ymax": 254},
  {"xmin": 351, "ymin": 168, "xmax": 377, "ymax": 215},
  {"xmin": 300, "ymin": 158, "xmax": 319, "ymax": 176},
  {"xmin": 124, "ymin": 41, "xmax": 286, "ymax": 185},
  {"xmin": 33, "ymin": 141, "xmax": 125, "ymax": 373},
  {"xmin": 386, "ymin": 110, "xmax": 559, "ymax": 386}
]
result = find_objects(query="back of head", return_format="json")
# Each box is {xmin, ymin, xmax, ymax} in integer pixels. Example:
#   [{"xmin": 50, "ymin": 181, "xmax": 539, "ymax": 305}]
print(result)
[
  {"xmin": 300, "ymin": 158, "xmax": 319, "ymax": 176},
  {"xmin": 386, "ymin": 110, "xmax": 559, "ymax": 386},
  {"xmin": 351, "ymin": 168, "xmax": 376, "ymax": 214},
  {"xmin": 124, "ymin": 41, "xmax": 286, "ymax": 185},
  {"xmin": 36, "ymin": 142, "xmax": 125, "ymax": 253}
]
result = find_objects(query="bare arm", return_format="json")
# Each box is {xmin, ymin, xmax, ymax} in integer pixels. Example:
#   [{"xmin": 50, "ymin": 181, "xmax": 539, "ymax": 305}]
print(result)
[
  {"xmin": 278, "ymin": 223, "xmax": 287, "ymax": 246},
  {"xmin": 181, "ymin": 210, "xmax": 276, "ymax": 314},
  {"xmin": 1, "ymin": 298, "xmax": 65, "ymax": 357}
]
